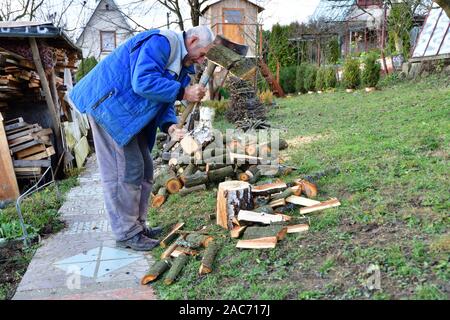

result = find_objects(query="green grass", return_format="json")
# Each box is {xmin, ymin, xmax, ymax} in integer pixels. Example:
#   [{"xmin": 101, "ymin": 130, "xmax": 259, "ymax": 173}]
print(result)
[
  {"xmin": 0, "ymin": 169, "xmax": 81, "ymax": 300},
  {"xmin": 148, "ymin": 74, "xmax": 449, "ymax": 300}
]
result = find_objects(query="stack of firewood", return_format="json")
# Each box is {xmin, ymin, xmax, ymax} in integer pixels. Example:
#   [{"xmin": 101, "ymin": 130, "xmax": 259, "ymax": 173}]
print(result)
[
  {"xmin": 151, "ymin": 128, "xmax": 290, "ymax": 209},
  {"xmin": 4, "ymin": 117, "xmax": 54, "ymax": 179}
]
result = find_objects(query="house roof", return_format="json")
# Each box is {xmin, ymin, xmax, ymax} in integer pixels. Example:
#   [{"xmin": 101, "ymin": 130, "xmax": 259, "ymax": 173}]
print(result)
[
  {"xmin": 311, "ymin": 0, "xmax": 355, "ymax": 23},
  {"xmin": 201, "ymin": 0, "xmax": 265, "ymax": 15},
  {"xmin": 0, "ymin": 21, "xmax": 82, "ymax": 54},
  {"xmin": 412, "ymin": 2, "xmax": 450, "ymax": 60}
]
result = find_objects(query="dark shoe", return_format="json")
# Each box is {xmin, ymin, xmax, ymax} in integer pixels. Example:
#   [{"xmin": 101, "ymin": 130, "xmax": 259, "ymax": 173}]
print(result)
[
  {"xmin": 142, "ymin": 226, "xmax": 163, "ymax": 238},
  {"xmin": 116, "ymin": 233, "xmax": 159, "ymax": 252}
]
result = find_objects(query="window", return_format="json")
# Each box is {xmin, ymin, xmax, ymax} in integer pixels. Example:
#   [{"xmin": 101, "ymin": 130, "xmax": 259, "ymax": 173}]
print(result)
[
  {"xmin": 223, "ymin": 9, "xmax": 243, "ymax": 24},
  {"xmin": 100, "ymin": 31, "xmax": 116, "ymax": 52}
]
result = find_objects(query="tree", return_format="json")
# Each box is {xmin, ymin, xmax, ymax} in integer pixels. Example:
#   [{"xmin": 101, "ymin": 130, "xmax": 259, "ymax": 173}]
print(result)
[
  {"xmin": 0, "ymin": 0, "xmax": 45, "ymax": 21},
  {"xmin": 156, "ymin": 0, "xmax": 209, "ymax": 30},
  {"xmin": 157, "ymin": 0, "xmax": 185, "ymax": 30},
  {"xmin": 435, "ymin": 0, "xmax": 450, "ymax": 18},
  {"xmin": 267, "ymin": 24, "xmax": 296, "ymax": 73},
  {"xmin": 187, "ymin": 0, "xmax": 208, "ymax": 27}
]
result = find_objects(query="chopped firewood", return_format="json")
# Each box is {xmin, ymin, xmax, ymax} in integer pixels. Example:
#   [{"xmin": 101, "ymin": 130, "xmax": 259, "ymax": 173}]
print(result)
[
  {"xmin": 152, "ymin": 187, "xmax": 167, "ymax": 208},
  {"xmin": 271, "ymin": 188, "xmax": 295, "ymax": 201},
  {"xmin": 207, "ymin": 166, "xmax": 234, "ymax": 183},
  {"xmin": 253, "ymin": 205, "xmax": 274, "ymax": 214},
  {"xmin": 179, "ymin": 163, "xmax": 196, "ymax": 184},
  {"xmin": 287, "ymin": 224, "xmax": 310, "ymax": 234},
  {"xmin": 199, "ymin": 241, "xmax": 220, "ymax": 275},
  {"xmin": 179, "ymin": 184, "xmax": 206, "ymax": 197},
  {"xmin": 274, "ymin": 203, "xmax": 297, "ymax": 214},
  {"xmin": 231, "ymin": 225, "xmax": 247, "ymax": 238},
  {"xmin": 180, "ymin": 135, "xmax": 201, "ymax": 155},
  {"xmin": 154, "ymin": 169, "xmax": 182, "ymax": 195},
  {"xmin": 269, "ymin": 198, "xmax": 286, "ymax": 208},
  {"xmin": 242, "ymin": 225, "xmax": 288, "ymax": 241},
  {"xmin": 290, "ymin": 185, "xmax": 302, "ymax": 196},
  {"xmin": 286, "ymin": 195, "xmax": 321, "ymax": 207},
  {"xmin": 164, "ymin": 253, "xmax": 189, "ymax": 285},
  {"xmin": 232, "ymin": 217, "xmax": 241, "ymax": 226},
  {"xmin": 161, "ymin": 236, "xmax": 184, "ymax": 259},
  {"xmin": 184, "ymin": 170, "xmax": 208, "ymax": 188},
  {"xmin": 171, "ymin": 247, "xmax": 199, "ymax": 258},
  {"xmin": 237, "ymin": 210, "xmax": 284, "ymax": 224},
  {"xmin": 160, "ymin": 223, "xmax": 185, "ymax": 248},
  {"xmin": 245, "ymin": 143, "xmax": 258, "ymax": 156},
  {"xmin": 236, "ymin": 237, "xmax": 278, "ymax": 249},
  {"xmin": 237, "ymin": 170, "xmax": 250, "ymax": 182},
  {"xmin": 251, "ymin": 182, "xmax": 287, "ymax": 197},
  {"xmin": 296, "ymin": 180, "xmax": 318, "ymax": 199},
  {"xmin": 182, "ymin": 234, "xmax": 214, "ymax": 248},
  {"xmin": 276, "ymin": 214, "xmax": 292, "ymax": 222},
  {"xmin": 141, "ymin": 259, "xmax": 171, "ymax": 285},
  {"xmin": 299, "ymin": 198, "xmax": 341, "ymax": 214},
  {"xmin": 216, "ymin": 181, "xmax": 253, "ymax": 230}
]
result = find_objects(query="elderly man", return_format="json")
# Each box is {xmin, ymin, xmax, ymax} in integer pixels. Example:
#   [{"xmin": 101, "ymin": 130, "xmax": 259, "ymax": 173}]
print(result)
[{"xmin": 69, "ymin": 26, "xmax": 215, "ymax": 251}]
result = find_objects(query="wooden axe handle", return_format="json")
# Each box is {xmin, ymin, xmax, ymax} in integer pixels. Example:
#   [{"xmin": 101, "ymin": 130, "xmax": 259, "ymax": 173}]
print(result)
[{"xmin": 177, "ymin": 61, "xmax": 217, "ymax": 129}]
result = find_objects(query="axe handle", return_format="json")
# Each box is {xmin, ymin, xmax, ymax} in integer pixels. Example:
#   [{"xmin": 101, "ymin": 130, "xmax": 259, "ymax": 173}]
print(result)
[{"xmin": 177, "ymin": 61, "xmax": 217, "ymax": 129}]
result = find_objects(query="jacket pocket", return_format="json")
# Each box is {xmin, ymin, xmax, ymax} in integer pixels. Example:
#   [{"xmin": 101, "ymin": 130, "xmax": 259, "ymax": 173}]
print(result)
[{"xmin": 91, "ymin": 89, "xmax": 115, "ymax": 111}]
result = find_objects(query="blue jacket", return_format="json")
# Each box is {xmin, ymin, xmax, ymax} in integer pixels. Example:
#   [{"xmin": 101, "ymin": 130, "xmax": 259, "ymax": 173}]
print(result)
[{"xmin": 69, "ymin": 29, "xmax": 195, "ymax": 149}]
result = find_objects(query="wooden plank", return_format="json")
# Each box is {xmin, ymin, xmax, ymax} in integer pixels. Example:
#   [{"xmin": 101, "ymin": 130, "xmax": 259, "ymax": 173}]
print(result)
[
  {"xmin": 22, "ymin": 147, "xmax": 55, "ymax": 160},
  {"xmin": 5, "ymin": 121, "xmax": 29, "ymax": 132},
  {"xmin": 236, "ymin": 237, "xmax": 278, "ymax": 249},
  {"xmin": 160, "ymin": 222, "xmax": 185, "ymax": 248},
  {"xmin": 6, "ymin": 125, "xmax": 42, "ymax": 141},
  {"xmin": 299, "ymin": 198, "xmax": 341, "ymax": 215},
  {"xmin": 286, "ymin": 196, "xmax": 321, "ymax": 207},
  {"xmin": 237, "ymin": 210, "xmax": 284, "ymax": 225},
  {"xmin": 13, "ymin": 160, "xmax": 51, "ymax": 168},
  {"xmin": 14, "ymin": 167, "xmax": 41, "ymax": 174},
  {"xmin": 4, "ymin": 124, "xmax": 38, "ymax": 136},
  {"xmin": 0, "ymin": 113, "xmax": 20, "ymax": 201},
  {"xmin": 287, "ymin": 224, "xmax": 310, "ymax": 234},
  {"xmin": 16, "ymin": 144, "xmax": 47, "ymax": 159},
  {"xmin": 8, "ymin": 134, "xmax": 34, "ymax": 147},
  {"xmin": 9, "ymin": 140, "xmax": 41, "ymax": 153}
]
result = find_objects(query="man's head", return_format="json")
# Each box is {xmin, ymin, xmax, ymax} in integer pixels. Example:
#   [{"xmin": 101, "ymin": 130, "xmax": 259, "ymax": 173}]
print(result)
[{"xmin": 184, "ymin": 26, "xmax": 215, "ymax": 66}]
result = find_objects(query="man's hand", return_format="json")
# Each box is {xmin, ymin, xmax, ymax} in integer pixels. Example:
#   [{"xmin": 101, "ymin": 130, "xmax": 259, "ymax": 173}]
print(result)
[
  {"xmin": 168, "ymin": 124, "xmax": 186, "ymax": 142},
  {"xmin": 183, "ymin": 84, "xmax": 207, "ymax": 102}
]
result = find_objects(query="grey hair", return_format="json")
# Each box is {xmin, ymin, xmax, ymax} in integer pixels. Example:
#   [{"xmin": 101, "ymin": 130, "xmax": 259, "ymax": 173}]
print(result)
[{"xmin": 186, "ymin": 26, "xmax": 215, "ymax": 48}]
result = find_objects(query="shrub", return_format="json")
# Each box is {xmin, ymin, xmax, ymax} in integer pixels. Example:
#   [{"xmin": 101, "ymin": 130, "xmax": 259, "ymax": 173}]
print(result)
[
  {"xmin": 327, "ymin": 37, "xmax": 340, "ymax": 65},
  {"xmin": 296, "ymin": 64, "xmax": 307, "ymax": 94},
  {"xmin": 343, "ymin": 57, "xmax": 361, "ymax": 89},
  {"xmin": 75, "ymin": 57, "xmax": 98, "ymax": 82},
  {"xmin": 202, "ymin": 100, "xmax": 229, "ymax": 116},
  {"xmin": 362, "ymin": 52, "xmax": 381, "ymax": 88},
  {"xmin": 315, "ymin": 67, "xmax": 327, "ymax": 91},
  {"xmin": 279, "ymin": 66, "xmax": 297, "ymax": 94},
  {"xmin": 303, "ymin": 64, "xmax": 318, "ymax": 92},
  {"xmin": 324, "ymin": 66, "xmax": 337, "ymax": 89},
  {"xmin": 259, "ymin": 90, "xmax": 274, "ymax": 105}
]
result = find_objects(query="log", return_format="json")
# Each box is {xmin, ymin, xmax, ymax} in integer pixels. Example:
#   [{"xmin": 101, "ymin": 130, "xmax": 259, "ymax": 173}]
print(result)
[
  {"xmin": 180, "ymin": 135, "xmax": 201, "ymax": 155},
  {"xmin": 207, "ymin": 165, "xmax": 234, "ymax": 183},
  {"xmin": 179, "ymin": 184, "xmax": 206, "ymax": 197},
  {"xmin": 245, "ymin": 143, "xmax": 258, "ymax": 156},
  {"xmin": 242, "ymin": 225, "xmax": 288, "ymax": 241},
  {"xmin": 237, "ymin": 170, "xmax": 250, "ymax": 182},
  {"xmin": 269, "ymin": 198, "xmax": 286, "ymax": 208},
  {"xmin": 287, "ymin": 224, "xmax": 310, "ymax": 234},
  {"xmin": 271, "ymin": 188, "xmax": 295, "ymax": 201},
  {"xmin": 251, "ymin": 182, "xmax": 287, "ymax": 197},
  {"xmin": 161, "ymin": 236, "xmax": 184, "ymax": 259},
  {"xmin": 290, "ymin": 185, "xmax": 302, "ymax": 196},
  {"xmin": 277, "ymin": 214, "xmax": 292, "ymax": 222},
  {"xmin": 254, "ymin": 196, "xmax": 270, "ymax": 207},
  {"xmin": 199, "ymin": 241, "xmax": 220, "ymax": 275},
  {"xmin": 299, "ymin": 198, "xmax": 341, "ymax": 215},
  {"xmin": 184, "ymin": 171, "xmax": 208, "ymax": 188},
  {"xmin": 141, "ymin": 259, "xmax": 171, "ymax": 285},
  {"xmin": 237, "ymin": 210, "xmax": 284, "ymax": 224},
  {"xmin": 179, "ymin": 164, "xmax": 196, "ymax": 184},
  {"xmin": 230, "ymin": 225, "xmax": 247, "ymax": 238},
  {"xmin": 274, "ymin": 203, "xmax": 297, "ymax": 214},
  {"xmin": 183, "ymin": 234, "xmax": 214, "ymax": 248},
  {"xmin": 171, "ymin": 247, "xmax": 199, "ymax": 258},
  {"xmin": 236, "ymin": 237, "xmax": 278, "ymax": 249},
  {"xmin": 160, "ymin": 223, "xmax": 185, "ymax": 248},
  {"xmin": 155, "ymin": 169, "xmax": 182, "ymax": 194},
  {"xmin": 253, "ymin": 205, "xmax": 274, "ymax": 214},
  {"xmin": 151, "ymin": 187, "xmax": 167, "ymax": 208},
  {"xmin": 216, "ymin": 181, "xmax": 253, "ymax": 230},
  {"xmin": 286, "ymin": 195, "xmax": 321, "ymax": 207},
  {"xmin": 164, "ymin": 253, "xmax": 189, "ymax": 285},
  {"xmin": 296, "ymin": 180, "xmax": 318, "ymax": 199}
]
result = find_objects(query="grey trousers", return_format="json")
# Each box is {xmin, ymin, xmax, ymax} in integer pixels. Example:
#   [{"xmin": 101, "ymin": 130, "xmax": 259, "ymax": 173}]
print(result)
[{"xmin": 88, "ymin": 116, "xmax": 153, "ymax": 241}]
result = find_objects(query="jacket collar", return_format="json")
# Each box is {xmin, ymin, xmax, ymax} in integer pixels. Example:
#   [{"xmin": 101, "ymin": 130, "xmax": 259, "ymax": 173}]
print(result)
[{"xmin": 181, "ymin": 31, "xmax": 196, "ymax": 74}]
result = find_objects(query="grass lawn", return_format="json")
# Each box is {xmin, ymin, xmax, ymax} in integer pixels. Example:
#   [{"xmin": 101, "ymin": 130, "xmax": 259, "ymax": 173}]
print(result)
[{"xmin": 148, "ymin": 75, "xmax": 449, "ymax": 300}]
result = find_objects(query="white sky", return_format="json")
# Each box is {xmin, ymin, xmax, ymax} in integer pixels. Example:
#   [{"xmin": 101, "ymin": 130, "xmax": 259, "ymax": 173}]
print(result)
[{"xmin": 260, "ymin": 0, "xmax": 321, "ymax": 30}]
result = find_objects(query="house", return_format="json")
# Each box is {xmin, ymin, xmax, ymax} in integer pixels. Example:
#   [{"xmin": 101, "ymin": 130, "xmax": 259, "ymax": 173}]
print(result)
[
  {"xmin": 200, "ymin": 0, "xmax": 265, "ymax": 57},
  {"xmin": 76, "ymin": 0, "xmax": 134, "ymax": 60}
]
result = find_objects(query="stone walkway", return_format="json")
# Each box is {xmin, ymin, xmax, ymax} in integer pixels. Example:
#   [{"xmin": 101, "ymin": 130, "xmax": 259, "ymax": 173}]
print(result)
[{"xmin": 13, "ymin": 155, "xmax": 157, "ymax": 300}]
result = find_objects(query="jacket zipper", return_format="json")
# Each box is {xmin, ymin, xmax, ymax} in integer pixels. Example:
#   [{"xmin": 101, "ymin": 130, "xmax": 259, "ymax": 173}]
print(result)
[{"xmin": 91, "ymin": 90, "xmax": 114, "ymax": 110}]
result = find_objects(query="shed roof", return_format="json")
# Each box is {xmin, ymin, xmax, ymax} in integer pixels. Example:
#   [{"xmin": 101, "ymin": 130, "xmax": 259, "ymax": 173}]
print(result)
[
  {"xmin": 201, "ymin": 0, "xmax": 265, "ymax": 15},
  {"xmin": 311, "ymin": 0, "xmax": 355, "ymax": 23}
]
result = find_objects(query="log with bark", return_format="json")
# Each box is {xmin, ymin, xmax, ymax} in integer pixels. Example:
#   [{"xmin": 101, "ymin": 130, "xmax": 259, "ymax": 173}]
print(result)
[
  {"xmin": 179, "ymin": 184, "xmax": 207, "ymax": 197},
  {"xmin": 251, "ymin": 182, "xmax": 287, "ymax": 197},
  {"xmin": 199, "ymin": 241, "xmax": 220, "ymax": 275},
  {"xmin": 184, "ymin": 170, "xmax": 208, "ymax": 188},
  {"xmin": 152, "ymin": 187, "xmax": 167, "ymax": 208},
  {"xmin": 160, "ymin": 223, "xmax": 185, "ymax": 248},
  {"xmin": 141, "ymin": 259, "xmax": 171, "ymax": 285},
  {"xmin": 242, "ymin": 225, "xmax": 288, "ymax": 241},
  {"xmin": 295, "ymin": 180, "xmax": 318, "ymax": 199},
  {"xmin": 216, "ymin": 181, "xmax": 253, "ymax": 230},
  {"xmin": 207, "ymin": 166, "xmax": 234, "ymax": 184},
  {"xmin": 164, "ymin": 253, "xmax": 189, "ymax": 285}
]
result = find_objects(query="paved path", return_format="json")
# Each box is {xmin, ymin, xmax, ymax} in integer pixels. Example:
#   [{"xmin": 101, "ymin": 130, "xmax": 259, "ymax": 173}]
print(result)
[{"xmin": 13, "ymin": 155, "xmax": 157, "ymax": 300}]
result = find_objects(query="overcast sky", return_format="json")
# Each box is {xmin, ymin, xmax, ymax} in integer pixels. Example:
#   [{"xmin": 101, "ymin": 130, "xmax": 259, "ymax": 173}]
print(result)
[{"xmin": 260, "ymin": 0, "xmax": 321, "ymax": 30}]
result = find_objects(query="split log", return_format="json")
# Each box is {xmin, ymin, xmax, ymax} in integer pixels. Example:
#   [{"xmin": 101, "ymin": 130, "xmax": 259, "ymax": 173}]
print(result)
[
  {"xmin": 151, "ymin": 187, "xmax": 167, "ymax": 208},
  {"xmin": 274, "ymin": 203, "xmax": 297, "ymax": 214},
  {"xmin": 299, "ymin": 198, "xmax": 341, "ymax": 214},
  {"xmin": 184, "ymin": 171, "xmax": 208, "ymax": 188},
  {"xmin": 160, "ymin": 223, "xmax": 185, "ymax": 248},
  {"xmin": 296, "ymin": 180, "xmax": 318, "ymax": 199},
  {"xmin": 199, "ymin": 241, "xmax": 220, "ymax": 275},
  {"xmin": 182, "ymin": 234, "xmax": 214, "ymax": 248},
  {"xmin": 287, "ymin": 224, "xmax": 310, "ymax": 234},
  {"xmin": 164, "ymin": 253, "xmax": 189, "ymax": 285},
  {"xmin": 251, "ymin": 182, "xmax": 287, "ymax": 197},
  {"xmin": 236, "ymin": 237, "xmax": 278, "ymax": 249},
  {"xmin": 216, "ymin": 181, "xmax": 253, "ymax": 230},
  {"xmin": 207, "ymin": 166, "xmax": 234, "ymax": 183},
  {"xmin": 179, "ymin": 184, "xmax": 206, "ymax": 197},
  {"xmin": 237, "ymin": 210, "xmax": 284, "ymax": 224},
  {"xmin": 271, "ymin": 188, "xmax": 295, "ymax": 201},
  {"xmin": 290, "ymin": 185, "xmax": 302, "ymax": 196},
  {"xmin": 253, "ymin": 205, "xmax": 274, "ymax": 214},
  {"xmin": 242, "ymin": 225, "xmax": 288, "ymax": 241},
  {"xmin": 254, "ymin": 196, "xmax": 270, "ymax": 207},
  {"xmin": 269, "ymin": 198, "xmax": 286, "ymax": 208},
  {"xmin": 286, "ymin": 195, "xmax": 321, "ymax": 207},
  {"xmin": 141, "ymin": 259, "xmax": 171, "ymax": 285},
  {"xmin": 230, "ymin": 225, "xmax": 247, "ymax": 238},
  {"xmin": 171, "ymin": 247, "xmax": 199, "ymax": 257}
]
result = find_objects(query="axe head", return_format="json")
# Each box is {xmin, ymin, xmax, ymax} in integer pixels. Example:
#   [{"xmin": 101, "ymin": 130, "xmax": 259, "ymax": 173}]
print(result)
[{"xmin": 206, "ymin": 35, "xmax": 256, "ymax": 80}]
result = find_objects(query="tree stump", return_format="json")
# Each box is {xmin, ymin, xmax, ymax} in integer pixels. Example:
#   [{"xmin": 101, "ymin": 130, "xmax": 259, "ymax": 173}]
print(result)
[{"xmin": 216, "ymin": 181, "xmax": 253, "ymax": 230}]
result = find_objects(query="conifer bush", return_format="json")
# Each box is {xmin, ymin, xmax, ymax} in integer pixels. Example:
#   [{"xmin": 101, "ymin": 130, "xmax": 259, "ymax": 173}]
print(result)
[
  {"xmin": 324, "ymin": 66, "xmax": 337, "ymax": 89},
  {"xmin": 343, "ymin": 57, "xmax": 361, "ymax": 89},
  {"xmin": 362, "ymin": 53, "xmax": 381, "ymax": 88},
  {"xmin": 303, "ymin": 64, "xmax": 317, "ymax": 92},
  {"xmin": 315, "ymin": 67, "xmax": 327, "ymax": 92},
  {"xmin": 296, "ymin": 64, "xmax": 307, "ymax": 94}
]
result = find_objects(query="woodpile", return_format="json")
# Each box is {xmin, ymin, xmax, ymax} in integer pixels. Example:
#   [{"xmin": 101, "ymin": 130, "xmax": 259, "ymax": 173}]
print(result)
[
  {"xmin": 151, "ymin": 126, "xmax": 290, "ymax": 209},
  {"xmin": 3, "ymin": 117, "xmax": 54, "ymax": 180}
]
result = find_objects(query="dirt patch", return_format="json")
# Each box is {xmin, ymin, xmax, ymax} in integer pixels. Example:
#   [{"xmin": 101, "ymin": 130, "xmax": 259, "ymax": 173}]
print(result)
[{"xmin": 286, "ymin": 134, "xmax": 326, "ymax": 149}]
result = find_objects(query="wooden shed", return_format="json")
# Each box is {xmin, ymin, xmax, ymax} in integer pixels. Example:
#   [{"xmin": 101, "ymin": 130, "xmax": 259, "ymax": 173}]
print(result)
[{"xmin": 200, "ymin": 0, "xmax": 265, "ymax": 57}]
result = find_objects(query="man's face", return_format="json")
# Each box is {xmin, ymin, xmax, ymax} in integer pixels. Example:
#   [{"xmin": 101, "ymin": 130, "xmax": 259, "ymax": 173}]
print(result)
[{"xmin": 184, "ymin": 36, "xmax": 213, "ymax": 66}]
